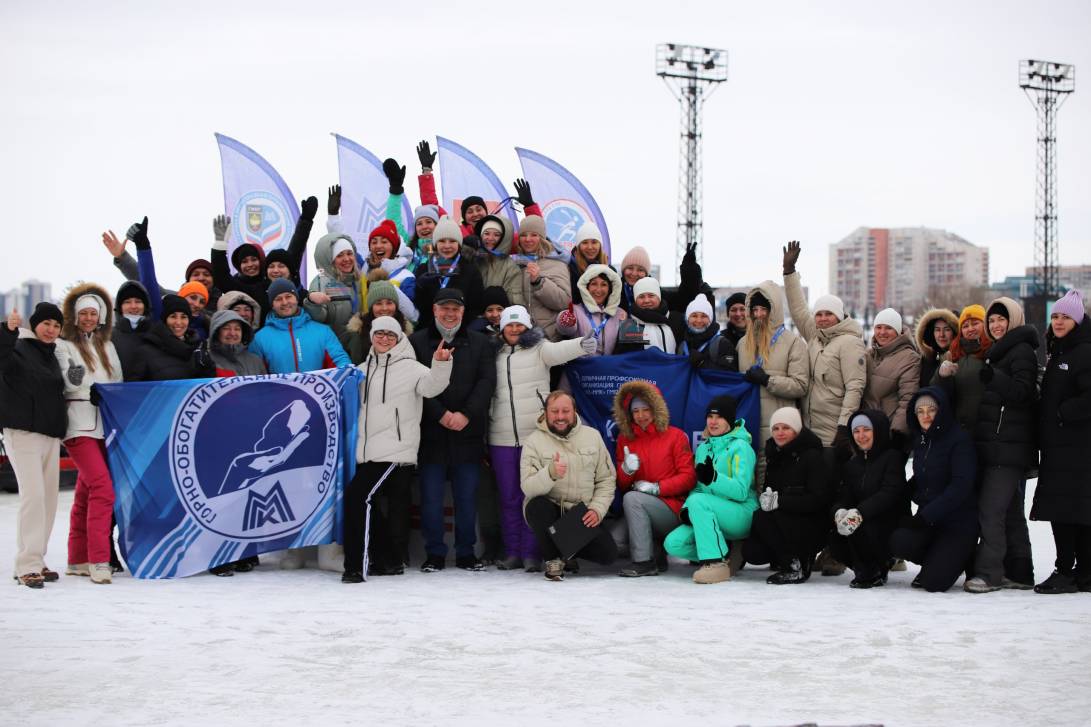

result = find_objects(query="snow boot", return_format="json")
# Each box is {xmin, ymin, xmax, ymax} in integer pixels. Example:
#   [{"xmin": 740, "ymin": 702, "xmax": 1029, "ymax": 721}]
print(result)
[
  {"xmin": 367, "ymin": 562, "xmax": 404, "ymax": 577},
  {"xmin": 963, "ymin": 576, "xmax": 1001, "ymax": 594},
  {"xmin": 693, "ymin": 560, "xmax": 732, "ymax": 584},
  {"xmin": 495, "ymin": 556, "xmax": 524, "ymax": 571},
  {"xmin": 1034, "ymin": 569, "xmax": 1078, "ymax": 595},
  {"xmin": 767, "ymin": 559, "xmax": 807, "ymax": 585},
  {"xmin": 544, "ymin": 559, "xmax": 565, "ymax": 581},
  {"xmin": 456, "ymin": 556, "xmax": 486, "ymax": 572},
  {"xmin": 420, "ymin": 554, "xmax": 446, "ymax": 573},
  {"xmin": 849, "ymin": 572, "xmax": 886, "ymax": 589},
  {"xmin": 66, "ymin": 563, "xmax": 90, "ymax": 577},
  {"xmin": 1000, "ymin": 577, "xmax": 1033, "ymax": 590},
  {"xmin": 13, "ymin": 573, "xmax": 44, "ymax": 589},
  {"xmin": 341, "ymin": 570, "xmax": 364, "ymax": 584},
  {"xmin": 40, "ymin": 567, "xmax": 59, "ymax": 583},
  {"xmin": 618, "ymin": 560, "xmax": 659, "ymax": 578}
]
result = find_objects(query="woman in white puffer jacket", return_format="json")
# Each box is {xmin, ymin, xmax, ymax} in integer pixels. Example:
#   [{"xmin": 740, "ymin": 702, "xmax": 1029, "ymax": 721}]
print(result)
[{"xmin": 488, "ymin": 305, "xmax": 595, "ymax": 572}]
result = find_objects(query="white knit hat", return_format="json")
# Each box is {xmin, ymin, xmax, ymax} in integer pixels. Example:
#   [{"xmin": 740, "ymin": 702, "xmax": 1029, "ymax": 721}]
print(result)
[
  {"xmin": 331, "ymin": 238, "xmax": 355, "ymax": 259},
  {"xmin": 576, "ymin": 221, "xmax": 602, "ymax": 243},
  {"xmin": 873, "ymin": 307, "xmax": 902, "ymax": 332},
  {"xmin": 769, "ymin": 407, "xmax": 803, "ymax": 433},
  {"xmin": 685, "ymin": 295, "xmax": 713, "ymax": 320},
  {"xmin": 813, "ymin": 294, "xmax": 845, "ymax": 321},
  {"xmin": 500, "ymin": 305, "xmax": 532, "ymax": 330},
  {"xmin": 432, "ymin": 216, "xmax": 463, "ymax": 243},
  {"xmin": 633, "ymin": 277, "xmax": 661, "ymax": 300},
  {"xmin": 370, "ymin": 316, "xmax": 402, "ymax": 341},
  {"xmin": 74, "ymin": 294, "xmax": 106, "ymax": 320}
]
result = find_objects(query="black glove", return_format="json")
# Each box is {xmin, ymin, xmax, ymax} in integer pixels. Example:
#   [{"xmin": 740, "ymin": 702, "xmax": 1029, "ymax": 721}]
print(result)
[
  {"xmin": 327, "ymin": 185, "xmax": 341, "ymax": 216},
  {"xmin": 679, "ymin": 242, "xmax": 700, "ymax": 282},
  {"xmin": 126, "ymin": 216, "xmax": 150, "ymax": 251},
  {"xmin": 782, "ymin": 240, "xmax": 801, "ymax": 275},
  {"xmin": 462, "ymin": 234, "xmax": 481, "ymax": 251},
  {"xmin": 833, "ymin": 424, "xmax": 852, "ymax": 452},
  {"xmin": 687, "ymin": 348, "xmax": 705, "ymax": 367},
  {"xmin": 416, "ymin": 140, "xmax": 436, "ymax": 170},
  {"xmin": 193, "ymin": 342, "xmax": 213, "ymax": 372},
  {"xmin": 89, "ymin": 385, "xmax": 102, "ymax": 407},
  {"xmin": 743, "ymin": 365, "xmax": 770, "ymax": 387},
  {"xmin": 513, "ymin": 178, "xmax": 534, "ymax": 208},
  {"xmin": 300, "ymin": 196, "xmax": 318, "ymax": 222},
  {"xmin": 695, "ymin": 455, "xmax": 715, "ymax": 485},
  {"xmin": 979, "ymin": 364, "xmax": 994, "ymax": 384},
  {"xmin": 383, "ymin": 158, "xmax": 406, "ymax": 195}
]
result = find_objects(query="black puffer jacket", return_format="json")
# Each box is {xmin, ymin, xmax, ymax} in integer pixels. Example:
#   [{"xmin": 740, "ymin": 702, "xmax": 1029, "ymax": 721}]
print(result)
[
  {"xmin": 763, "ymin": 427, "xmax": 829, "ymax": 514},
  {"xmin": 834, "ymin": 409, "xmax": 909, "ymax": 523},
  {"xmin": 907, "ymin": 386, "xmax": 977, "ymax": 531},
  {"xmin": 974, "ymin": 324, "xmax": 1040, "ymax": 469},
  {"xmin": 0, "ymin": 326, "xmax": 67, "ymax": 438},
  {"xmin": 139, "ymin": 323, "xmax": 204, "ymax": 381},
  {"xmin": 111, "ymin": 280, "xmax": 152, "ymax": 381},
  {"xmin": 1031, "ymin": 316, "xmax": 1091, "ymax": 525},
  {"xmin": 409, "ymin": 323, "xmax": 497, "ymax": 465},
  {"xmin": 679, "ymin": 321, "xmax": 739, "ymax": 371}
]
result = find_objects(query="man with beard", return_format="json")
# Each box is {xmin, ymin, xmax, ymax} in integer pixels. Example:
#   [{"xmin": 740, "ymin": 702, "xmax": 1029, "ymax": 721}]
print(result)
[
  {"xmin": 409, "ymin": 288, "xmax": 497, "ymax": 572},
  {"xmin": 520, "ymin": 392, "xmax": 618, "ymax": 581}
]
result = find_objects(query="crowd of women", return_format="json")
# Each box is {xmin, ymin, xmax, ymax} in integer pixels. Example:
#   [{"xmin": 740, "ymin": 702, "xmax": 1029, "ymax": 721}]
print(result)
[{"xmin": 3, "ymin": 140, "xmax": 1089, "ymax": 593}]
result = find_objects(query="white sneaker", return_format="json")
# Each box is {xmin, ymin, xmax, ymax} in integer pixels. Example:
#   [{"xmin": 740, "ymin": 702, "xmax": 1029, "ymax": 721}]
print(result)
[
  {"xmin": 88, "ymin": 563, "xmax": 112, "ymax": 584},
  {"xmin": 279, "ymin": 549, "xmax": 306, "ymax": 570},
  {"xmin": 66, "ymin": 563, "xmax": 90, "ymax": 577},
  {"xmin": 963, "ymin": 576, "xmax": 1000, "ymax": 594}
]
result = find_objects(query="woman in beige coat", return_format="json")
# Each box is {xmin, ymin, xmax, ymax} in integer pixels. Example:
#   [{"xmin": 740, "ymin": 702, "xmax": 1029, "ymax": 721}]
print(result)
[{"xmin": 862, "ymin": 308, "xmax": 920, "ymax": 451}]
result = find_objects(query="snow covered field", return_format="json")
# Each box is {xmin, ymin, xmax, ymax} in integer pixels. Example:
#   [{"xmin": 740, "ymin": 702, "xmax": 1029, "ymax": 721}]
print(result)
[{"xmin": 2, "ymin": 484, "xmax": 1089, "ymax": 727}]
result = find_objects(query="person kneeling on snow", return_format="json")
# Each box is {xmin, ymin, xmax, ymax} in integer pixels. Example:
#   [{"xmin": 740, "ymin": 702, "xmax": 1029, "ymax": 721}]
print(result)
[
  {"xmin": 889, "ymin": 388, "xmax": 979, "ymax": 593},
  {"xmin": 663, "ymin": 395, "xmax": 757, "ymax": 584},
  {"xmin": 743, "ymin": 407, "xmax": 830, "ymax": 585},
  {"xmin": 609, "ymin": 381, "xmax": 696, "ymax": 577},
  {"xmin": 520, "ymin": 392, "xmax": 618, "ymax": 581},
  {"xmin": 827, "ymin": 410, "xmax": 909, "ymax": 589}
]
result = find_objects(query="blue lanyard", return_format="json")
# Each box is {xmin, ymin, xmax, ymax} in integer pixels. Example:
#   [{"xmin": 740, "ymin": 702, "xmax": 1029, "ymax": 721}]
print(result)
[
  {"xmin": 439, "ymin": 253, "xmax": 462, "ymax": 289},
  {"xmin": 583, "ymin": 305, "xmax": 610, "ymax": 338},
  {"xmin": 682, "ymin": 332, "xmax": 717, "ymax": 356},
  {"xmin": 756, "ymin": 324, "xmax": 785, "ymax": 368}
]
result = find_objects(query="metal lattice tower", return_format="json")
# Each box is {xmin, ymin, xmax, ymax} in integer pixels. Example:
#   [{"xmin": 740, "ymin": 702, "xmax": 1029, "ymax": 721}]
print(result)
[
  {"xmin": 1019, "ymin": 59, "xmax": 1075, "ymax": 299},
  {"xmin": 657, "ymin": 44, "xmax": 727, "ymax": 273}
]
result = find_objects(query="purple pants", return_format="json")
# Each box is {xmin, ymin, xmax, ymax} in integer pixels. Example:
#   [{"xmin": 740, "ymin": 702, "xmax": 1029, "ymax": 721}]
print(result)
[{"xmin": 490, "ymin": 445, "xmax": 539, "ymax": 560}]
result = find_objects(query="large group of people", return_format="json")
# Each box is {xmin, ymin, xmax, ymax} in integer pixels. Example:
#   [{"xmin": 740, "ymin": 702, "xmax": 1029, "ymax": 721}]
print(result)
[{"xmin": 3, "ymin": 140, "xmax": 1089, "ymax": 596}]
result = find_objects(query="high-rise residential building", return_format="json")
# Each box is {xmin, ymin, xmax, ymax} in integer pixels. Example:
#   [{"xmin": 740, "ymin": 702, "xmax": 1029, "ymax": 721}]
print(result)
[
  {"xmin": 990, "ymin": 264, "xmax": 1091, "ymax": 302},
  {"xmin": 0, "ymin": 279, "xmax": 54, "ymax": 317},
  {"xmin": 829, "ymin": 227, "xmax": 989, "ymax": 314}
]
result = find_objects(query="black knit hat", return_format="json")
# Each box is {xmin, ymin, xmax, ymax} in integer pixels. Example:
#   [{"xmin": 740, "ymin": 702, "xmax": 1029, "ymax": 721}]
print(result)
[
  {"xmin": 160, "ymin": 294, "xmax": 191, "ymax": 323},
  {"xmin": 749, "ymin": 291, "xmax": 771, "ymax": 311},
  {"xmin": 481, "ymin": 286, "xmax": 511, "ymax": 310},
  {"xmin": 29, "ymin": 302, "xmax": 64, "ymax": 330},
  {"xmin": 231, "ymin": 243, "xmax": 266, "ymax": 273},
  {"xmin": 115, "ymin": 280, "xmax": 151, "ymax": 313},
  {"xmin": 705, "ymin": 394, "xmax": 738, "ymax": 424},
  {"xmin": 264, "ymin": 249, "xmax": 296, "ymax": 276},
  {"xmin": 460, "ymin": 196, "xmax": 486, "ymax": 222},
  {"xmin": 726, "ymin": 292, "xmax": 747, "ymax": 308}
]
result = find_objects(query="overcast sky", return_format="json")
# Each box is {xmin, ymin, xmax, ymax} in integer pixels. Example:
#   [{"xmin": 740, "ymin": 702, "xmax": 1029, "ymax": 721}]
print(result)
[{"xmin": 2, "ymin": 0, "xmax": 1088, "ymax": 303}]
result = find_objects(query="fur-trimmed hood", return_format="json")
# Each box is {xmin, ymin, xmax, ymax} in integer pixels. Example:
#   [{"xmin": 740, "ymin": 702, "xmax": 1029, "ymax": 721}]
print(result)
[
  {"xmin": 744, "ymin": 280, "xmax": 786, "ymax": 329},
  {"xmin": 576, "ymin": 263, "xmax": 623, "ymax": 316},
  {"xmin": 217, "ymin": 290, "xmax": 263, "ymax": 323},
  {"xmin": 492, "ymin": 325, "xmax": 545, "ymax": 352},
  {"xmin": 612, "ymin": 379, "xmax": 670, "ymax": 439},
  {"xmin": 61, "ymin": 282, "xmax": 113, "ymax": 340},
  {"xmin": 915, "ymin": 308, "xmax": 959, "ymax": 358}
]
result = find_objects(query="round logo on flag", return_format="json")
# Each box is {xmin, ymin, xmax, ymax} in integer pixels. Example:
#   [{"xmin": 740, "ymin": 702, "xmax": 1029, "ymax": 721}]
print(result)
[
  {"xmin": 542, "ymin": 198, "xmax": 590, "ymax": 255},
  {"xmin": 168, "ymin": 376, "xmax": 340, "ymax": 540},
  {"xmin": 232, "ymin": 191, "xmax": 289, "ymax": 253}
]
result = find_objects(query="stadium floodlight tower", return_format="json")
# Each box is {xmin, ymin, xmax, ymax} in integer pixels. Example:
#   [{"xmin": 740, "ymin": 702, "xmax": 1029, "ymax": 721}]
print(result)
[
  {"xmin": 657, "ymin": 43, "xmax": 728, "ymax": 273},
  {"xmin": 1019, "ymin": 59, "xmax": 1075, "ymax": 300}
]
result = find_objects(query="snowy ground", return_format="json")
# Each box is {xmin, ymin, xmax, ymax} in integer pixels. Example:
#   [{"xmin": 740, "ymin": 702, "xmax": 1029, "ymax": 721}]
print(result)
[{"xmin": 2, "ymin": 484, "xmax": 1089, "ymax": 727}]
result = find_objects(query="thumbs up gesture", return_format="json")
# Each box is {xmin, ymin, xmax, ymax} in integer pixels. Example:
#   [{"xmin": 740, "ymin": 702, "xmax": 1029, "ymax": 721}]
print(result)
[
  {"xmin": 621, "ymin": 445, "xmax": 641, "ymax": 476},
  {"xmin": 549, "ymin": 452, "xmax": 568, "ymax": 480}
]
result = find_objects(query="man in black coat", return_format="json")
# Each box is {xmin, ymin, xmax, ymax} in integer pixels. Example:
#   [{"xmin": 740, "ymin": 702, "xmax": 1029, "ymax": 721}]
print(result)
[{"xmin": 409, "ymin": 288, "xmax": 496, "ymax": 572}]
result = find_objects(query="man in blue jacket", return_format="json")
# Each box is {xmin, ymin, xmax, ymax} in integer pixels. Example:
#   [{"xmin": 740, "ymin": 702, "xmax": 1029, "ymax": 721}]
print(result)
[{"xmin": 250, "ymin": 278, "xmax": 351, "ymax": 373}]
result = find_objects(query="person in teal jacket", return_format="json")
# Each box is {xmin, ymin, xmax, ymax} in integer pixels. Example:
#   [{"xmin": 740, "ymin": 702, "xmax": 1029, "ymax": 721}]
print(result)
[
  {"xmin": 664, "ymin": 394, "xmax": 758, "ymax": 584},
  {"xmin": 250, "ymin": 278, "xmax": 351, "ymax": 374}
]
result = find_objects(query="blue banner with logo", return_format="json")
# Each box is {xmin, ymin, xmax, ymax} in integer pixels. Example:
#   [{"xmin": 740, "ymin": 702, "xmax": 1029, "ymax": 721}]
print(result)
[
  {"xmin": 97, "ymin": 369, "xmax": 361, "ymax": 579},
  {"xmin": 215, "ymin": 132, "xmax": 302, "ymax": 278},
  {"xmin": 515, "ymin": 146, "xmax": 611, "ymax": 261},
  {"xmin": 566, "ymin": 349, "xmax": 761, "ymax": 455},
  {"xmin": 333, "ymin": 133, "xmax": 414, "ymax": 243},
  {"xmin": 435, "ymin": 136, "xmax": 518, "ymax": 228}
]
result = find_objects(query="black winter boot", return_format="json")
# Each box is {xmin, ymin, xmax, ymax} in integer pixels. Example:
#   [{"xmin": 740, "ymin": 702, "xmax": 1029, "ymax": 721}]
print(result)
[
  {"xmin": 767, "ymin": 559, "xmax": 808, "ymax": 585},
  {"xmin": 618, "ymin": 560, "xmax": 658, "ymax": 577},
  {"xmin": 1034, "ymin": 569, "xmax": 1077, "ymax": 594}
]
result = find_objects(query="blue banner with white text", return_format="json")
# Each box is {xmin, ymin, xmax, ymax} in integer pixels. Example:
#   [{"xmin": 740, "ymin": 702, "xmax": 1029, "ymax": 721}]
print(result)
[{"xmin": 97, "ymin": 369, "xmax": 361, "ymax": 579}]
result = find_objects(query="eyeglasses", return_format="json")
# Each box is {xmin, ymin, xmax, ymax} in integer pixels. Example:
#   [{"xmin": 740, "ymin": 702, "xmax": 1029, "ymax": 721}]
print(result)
[{"xmin": 372, "ymin": 331, "xmax": 398, "ymax": 340}]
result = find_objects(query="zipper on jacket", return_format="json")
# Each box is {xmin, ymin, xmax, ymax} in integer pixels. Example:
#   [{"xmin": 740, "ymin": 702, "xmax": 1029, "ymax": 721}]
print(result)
[
  {"xmin": 396, "ymin": 408, "xmax": 402, "ymax": 441},
  {"xmin": 995, "ymin": 405, "xmax": 1005, "ymax": 435},
  {"xmin": 506, "ymin": 348, "xmax": 520, "ymax": 447}
]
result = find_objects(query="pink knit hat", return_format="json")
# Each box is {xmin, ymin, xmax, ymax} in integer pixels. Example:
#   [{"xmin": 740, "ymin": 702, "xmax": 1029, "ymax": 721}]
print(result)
[
  {"xmin": 1052, "ymin": 289, "xmax": 1086, "ymax": 321},
  {"xmin": 619, "ymin": 246, "xmax": 651, "ymax": 274}
]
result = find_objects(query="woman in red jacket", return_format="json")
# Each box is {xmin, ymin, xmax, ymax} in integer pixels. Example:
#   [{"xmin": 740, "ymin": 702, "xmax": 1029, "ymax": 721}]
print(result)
[{"xmin": 610, "ymin": 380, "xmax": 697, "ymax": 577}]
